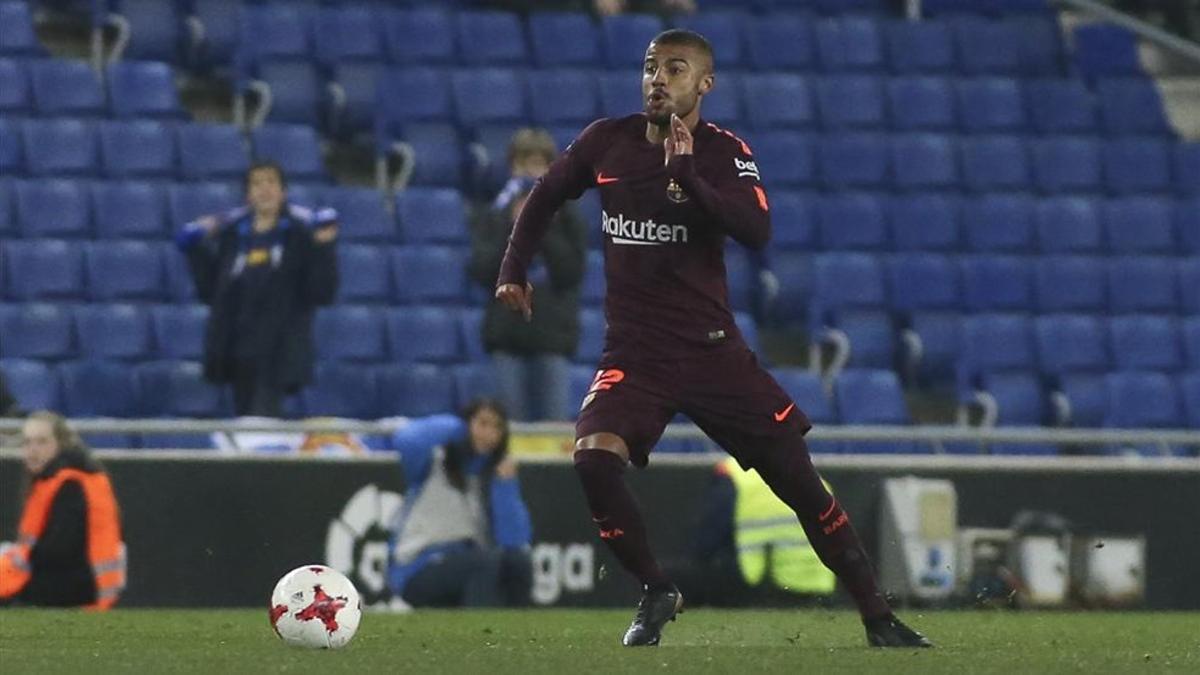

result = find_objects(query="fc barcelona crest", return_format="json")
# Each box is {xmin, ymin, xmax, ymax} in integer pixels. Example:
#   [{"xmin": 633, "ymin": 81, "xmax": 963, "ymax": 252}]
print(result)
[{"xmin": 666, "ymin": 179, "xmax": 688, "ymax": 203}]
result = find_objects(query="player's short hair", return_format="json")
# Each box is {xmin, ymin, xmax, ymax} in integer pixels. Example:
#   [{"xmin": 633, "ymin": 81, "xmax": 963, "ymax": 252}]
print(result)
[
  {"xmin": 649, "ymin": 28, "xmax": 714, "ymax": 70},
  {"xmin": 245, "ymin": 160, "xmax": 288, "ymax": 192},
  {"xmin": 507, "ymin": 127, "xmax": 558, "ymax": 169}
]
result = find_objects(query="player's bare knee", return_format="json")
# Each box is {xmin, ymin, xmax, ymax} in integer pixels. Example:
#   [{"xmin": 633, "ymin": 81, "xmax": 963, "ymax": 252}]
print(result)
[{"xmin": 574, "ymin": 433, "xmax": 630, "ymax": 464}]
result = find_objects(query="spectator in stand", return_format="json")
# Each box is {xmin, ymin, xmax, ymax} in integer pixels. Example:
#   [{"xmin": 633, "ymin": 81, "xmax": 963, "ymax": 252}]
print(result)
[
  {"xmin": 386, "ymin": 400, "xmax": 533, "ymax": 608},
  {"xmin": 0, "ymin": 412, "xmax": 125, "ymax": 609},
  {"xmin": 176, "ymin": 161, "xmax": 339, "ymax": 417},
  {"xmin": 470, "ymin": 129, "xmax": 587, "ymax": 421}
]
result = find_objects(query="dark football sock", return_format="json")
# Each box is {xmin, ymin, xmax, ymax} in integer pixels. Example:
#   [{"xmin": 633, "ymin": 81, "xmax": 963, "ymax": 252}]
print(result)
[
  {"xmin": 753, "ymin": 439, "xmax": 892, "ymax": 620},
  {"xmin": 573, "ymin": 448, "xmax": 669, "ymax": 589}
]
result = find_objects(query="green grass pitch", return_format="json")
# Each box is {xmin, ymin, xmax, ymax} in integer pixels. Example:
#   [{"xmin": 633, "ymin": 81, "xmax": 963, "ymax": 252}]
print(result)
[{"xmin": 2, "ymin": 609, "xmax": 1197, "ymax": 673}]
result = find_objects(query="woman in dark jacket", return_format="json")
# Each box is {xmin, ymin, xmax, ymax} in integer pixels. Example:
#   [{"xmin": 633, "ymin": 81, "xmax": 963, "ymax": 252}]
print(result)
[{"xmin": 176, "ymin": 161, "xmax": 339, "ymax": 417}]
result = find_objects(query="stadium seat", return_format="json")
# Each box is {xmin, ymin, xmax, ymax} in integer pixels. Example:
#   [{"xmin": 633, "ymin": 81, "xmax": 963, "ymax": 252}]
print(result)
[
  {"xmin": 59, "ymin": 360, "xmax": 140, "ymax": 417},
  {"xmin": 770, "ymin": 190, "xmax": 818, "ymax": 250},
  {"xmin": 741, "ymin": 73, "xmax": 815, "ymax": 129},
  {"xmin": 953, "ymin": 17, "xmax": 1022, "ymax": 76},
  {"xmin": 1035, "ymin": 313, "xmax": 1109, "ymax": 376},
  {"xmin": 749, "ymin": 131, "xmax": 815, "ymax": 188},
  {"xmin": 1105, "ymin": 371, "xmax": 1183, "ymax": 434},
  {"xmin": 0, "ymin": 117, "xmax": 18, "ymax": 175},
  {"xmin": 314, "ymin": 306, "xmax": 388, "ymax": 362},
  {"xmin": 313, "ymin": 5, "xmax": 383, "ymax": 68},
  {"xmin": 527, "ymin": 69, "xmax": 598, "ymax": 126},
  {"xmin": 329, "ymin": 62, "xmax": 379, "ymax": 135},
  {"xmin": 471, "ymin": 123, "xmax": 523, "ymax": 194},
  {"xmin": 963, "ymin": 194, "xmax": 1035, "ymax": 252},
  {"xmin": 960, "ymin": 136, "xmax": 1030, "ymax": 192},
  {"xmin": 567, "ymin": 365, "xmax": 595, "ymax": 410},
  {"xmin": 600, "ymin": 13, "xmax": 662, "ymax": 69},
  {"xmin": 1110, "ymin": 314, "xmax": 1183, "ymax": 372},
  {"xmin": 0, "ymin": 179, "xmax": 11, "ymax": 239},
  {"xmin": 92, "ymin": 181, "xmax": 168, "ymax": 240},
  {"xmin": 107, "ymin": 60, "xmax": 183, "ymax": 118},
  {"xmin": 1174, "ymin": 143, "xmax": 1200, "ymax": 195},
  {"xmin": 834, "ymin": 369, "xmax": 920, "ymax": 454},
  {"xmin": 395, "ymin": 187, "xmax": 467, "ymax": 245},
  {"xmin": 890, "ymin": 193, "xmax": 961, "ymax": 251},
  {"xmin": 597, "ymin": 71, "xmax": 644, "ymax": 118},
  {"xmin": 889, "ymin": 253, "xmax": 962, "ymax": 381},
  {"xmin": 1180, "ymin": 197, "xmax": 1200, "ymax": 254},
  {"xmin": 151, "ymin": 304, "xmax": 208, "ymax": 360},
  {"xmin": 177, "ymin": 123, "xmax": 249, "ymax": 180},
  {"xmin": 85, "ymin": 240, "xmax": 165, "ymax": 301},
  {"xmin": 74, "ymin": 303, "xmax": 153, "ymax": 360},
  {"xmin": 456, "ymin": 10, "xmax": 527, "ymax": 66},
  {"xmin": 0, "ymin": 1, "xmax": 41, "ymax": 56},
  {"xmin": 1180, "ymin": 372, "xmax": 1200, "ymax": 429},
  {"xmin": 396, "ymin": 123, "xmax": 465, "ymax": 189},
  {"xmin": 391, "ymin": 245, "xmax": 468, "ymax": 304},
  {"xmin": 1031, "ymin": 137, "xmax": 1102, "ymax": 193},
  {"xmin": 21, "ymin": 118, "xmax": 98, "ymax": 177},
  {"xmin": 99, "ymin": 119, "xmax": 176, "ymax": 179},
  {"xmin": 325, "ymin": 187, "xmax": 393, "ymax": 242},
  {"xmin": 458, "ymin": 307, "xmax": 486, "ymax": 362},
  {"xmin": 4, "ymin": 240, "xmax": 85, "ymax": 300},
  {"xmin": 977, "ymin": 371, "xmax": 1050, "ymax": 436},
  {"xmin": 384, "ymin": 8, "xmax": 454, "ymax": 65},
  {"xmin": 0, "ymin": 57, "xmax": 29, "ymax": 113},
  {"xmin": 811, "ymin": 254, "xmax": 894, "ymax": 368},
  {"xmin": 773, "ymin": 368, "xmax": 840, "ymax": 453},
  {"xmin": 29, "ymin": 59, "xmax": 105, "ymax": 116},
  {"xmin": 1072, "ymin": 23, "xmax": 1141, "ymax": 78},
  {"xmin": 580, "ymin": 249, "xmax": 605, "ymax": 306},
  {"xmin": 1096, "ymin": 78, "xmax": 1173, "ymax": 136},
  {"xmin": 887, "ymin": 76, "xmax": 956, "ymax": 131},
  {"xmin": 1057, "ymin": 372, "xmax": 1109, "ymax": 428},
  {"xmin": 452, "ymin": 69, "xmax": 527, "ymax": 129},
  {"xmin": 451, "ymin": 363, "xmax": 500, "ymax": 411},
  {"xmin": 0, "ymin": 359, "xmax": 59, "ymax": 411},
  {"xmin": 1103, "ymin": 196, "xmax": 1174, "ymax": 253},
  {"xmin": 890, "ymin": 134, "xmax": 957, "ymax": 190},
  {"xmin": 1034, "ymin": 256, "xmax": 1107, "ymax": 313},
  {"xmin": 771, "ymin": 249, "xmax": 812, "ymax": 326},
  {"xmin": 15, "ymin": 178, "xmax": 90, "ymax": 237},
  {"xmin": 576, "ymin": 307, "xmax": 605, "ymax": 364},
  {"xmin": 1035, "ymin": 196, "xmax": 1102, "ymax": 253},
  {"xmin": 303, "ymin": 363, "xmax": 379, "ymax": 420},
  {"xmin": 1181, "ymin": 259, "xmax": 1200, "ymax": 317},
  {"xmin": 1108, "ymin": 257, "xmax": 1178, "ymax": 314},
  {"xmin": 817, "ymin": 192, "xmax": 888, "ymax": 250},
  {"xmin": 701, "ymin": 71, "xmax": 742, "ymax": 127},
  {"xmin": 239, "ymin": 3, "xmax": 311, "ymax": 65},
  {"xmin": 251, "ymin": 124, "xmax": 326, "ymax": 181},
  {"xmin": 956, "ymin": 78, "xmax": 1026, "ymax": 132},
  {"xmin": 162, "ymin": 244, "xmax": 197, "ymax": 302},
  {"xmin": 1025, "ymin": 79, "xmax": 1098, "ymax": 134},
  {"xmin": 885, "ymin": 19, "xmax": 954, "ymax": 74},
  {"xmin": 386, "ymin": 306, "xmax": 460, "ymax": 363},
  {"xmin": 0, "ymin": 302, "xmax": 74, "ymax": 358},
  {"xmin": 528, "ymin": 12, "xmax": 600, "ymax": 68},
  {"xmin": 815, "ymin": 16, "xmax": 884, "ymax": 72},
  {"xmin": 958, "ymin": 313, "xmax": 1036, "ymax": 396},
  {"xmin": 190, "ymin": 0, "xmax": 242, "ymax": 69},
  {"xmin": 110, "ymin": 0, "xmax": 182, "ymax": 63},
  {"xmin": 336, "ymin": 245, "xmax": 391, "ymax": 304},
  {"xmin": 251, "ymin": 61, "xmax": 323, "ymax": 127},
  {"xmin": 818, "ymin": 133, "xmax": 889, "ymax": 189},
  {"xmin": 816, "ymin": 74, "xmax": 885, "ymax": 130},
  {"xmin": 961, "ymin": 255, "xmax": 1033, "ymax": 312},
  {"xmin": 1103, "ymin": 138, "xmax": 1171, "ymax": 195},
  {"xmin": 167, "ymin": 182, "xmax": 237, "ymax": 228},
  {"xmin": 743, "ymin": 12, "xmax": 816, "ymax": 71},
  {"xmin": 1009, "ymin": 15, "xmax": 1064, "ymax": 76},
  {"xmin": 377, "ymin": 363, "xmax": 455, "ymax": 417},
  {"xmin": 675, "ymin": 10, "xmax": 746, "ymax": 69}
]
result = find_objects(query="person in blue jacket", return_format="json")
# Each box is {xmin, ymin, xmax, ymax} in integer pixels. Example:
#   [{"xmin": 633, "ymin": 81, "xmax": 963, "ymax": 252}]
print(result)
[{"xmin": 386, "ymin": 399, "xmax": 534, "ymax": 607}]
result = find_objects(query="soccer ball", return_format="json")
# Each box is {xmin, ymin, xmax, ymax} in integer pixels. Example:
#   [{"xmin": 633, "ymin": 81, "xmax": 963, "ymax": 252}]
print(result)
[{"xmin": 269, "ymin": 564, "xmax": 362, "ymax": 649}]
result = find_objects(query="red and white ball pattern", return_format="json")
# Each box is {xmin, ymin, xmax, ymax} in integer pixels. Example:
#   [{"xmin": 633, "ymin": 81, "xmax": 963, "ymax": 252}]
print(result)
[{"xmin": 269, "ymin": 564, "xmax": 362, "ymax": 649}]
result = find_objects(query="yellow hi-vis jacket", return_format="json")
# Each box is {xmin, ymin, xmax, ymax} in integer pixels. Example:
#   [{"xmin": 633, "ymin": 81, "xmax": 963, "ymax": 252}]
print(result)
[{"xmin": 724, "ymin": 458, "xmax": 835, "ymax": 594}]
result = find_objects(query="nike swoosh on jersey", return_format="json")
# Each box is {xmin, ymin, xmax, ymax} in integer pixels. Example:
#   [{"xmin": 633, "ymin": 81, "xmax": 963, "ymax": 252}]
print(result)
[
  {"xmin": 596, "ymin": 173, "xmax": 620, "ymax": 184},
  {"xmin": 773, "ymin": 403, "xmax": 796, "ymax": 422}
]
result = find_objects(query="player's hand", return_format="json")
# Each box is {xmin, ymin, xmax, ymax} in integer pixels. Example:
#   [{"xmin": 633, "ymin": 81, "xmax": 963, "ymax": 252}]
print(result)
[
  {"xmin": 196, "ymin": 214, "xmax": 222, "ymax": 237},
  {"xmin": 313, "ymin": 223, "xmax": 338, "ymax": 244},
  {"xmin": 495, "ymin": 282, "xmax": 534, "ymax": 322},
  {"xmin": 495, "ymin": 457, "xmax": 518, "ymax": 479},
  {"xmin": 668, "ymin": 113, "xmax": 693, "ymax": 157}
]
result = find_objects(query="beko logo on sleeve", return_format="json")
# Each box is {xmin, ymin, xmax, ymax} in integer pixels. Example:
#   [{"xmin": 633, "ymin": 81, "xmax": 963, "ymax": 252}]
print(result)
[{"xmin": 734, "ymin": 157, "xmax": 760, "ymax": 180}]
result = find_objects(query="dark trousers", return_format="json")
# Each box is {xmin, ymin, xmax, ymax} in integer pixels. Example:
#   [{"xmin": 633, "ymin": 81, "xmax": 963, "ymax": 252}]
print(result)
[
  {"xmin": 231, "ymin": 360, "xmax": 283, "ymax": 417},
  {"xmin": 402, "ymin": 546, "xmax": 533, "ymax": 608}
]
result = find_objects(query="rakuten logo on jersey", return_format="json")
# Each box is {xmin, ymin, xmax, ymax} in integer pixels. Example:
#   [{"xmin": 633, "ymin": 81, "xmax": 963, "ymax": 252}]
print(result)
[{"xmin": 602, "ymin": 210, "xmax": 689, "ymax": 246}]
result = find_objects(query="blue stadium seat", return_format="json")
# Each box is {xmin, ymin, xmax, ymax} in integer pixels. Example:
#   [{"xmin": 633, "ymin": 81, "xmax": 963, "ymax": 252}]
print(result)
[
  {"xmin": 177, "ymin": 123, "xmax": 249, "ymax": 180},
  {"xmin": 59, "ymin": 360, "xmax": 140, "ymax": 417},
  {"xmin": 451, "ymin": 363, "xmax": 500, "ymax": 411},
  {"xmin": 744, "ymin": 12, "xmax": 816, "ymax": 71},
  {"xmin": 0, "ymin": 303, "xmax": 73, "ymax": 358},
  {"xmin": 1181, "ymin": 259, "xmax": 1200, "ymax": 317},
  {"xmin": 0, "ymin": 359, "xmax": 59, "ymax": 411},
  {"xmin": 576, "ymin": 307, "xmax": 605, "ymax": 364},
  {"xmin": 770, "ymin": 190, "xmax": 818, "ymax": 250},
  {"xmin": 1103, "ymin": 138, "xmax": 1171, "ymax": 195},
  {"xmin": 701, "ymin": 71, "xmax": 741, "ymax": 127},
  {"xmin": 190, "ymin": 0, "xmax": 242, "ymax": 69},
  {"xmin": 773, "ymin": 367, "xmax": 840, "ymax": 453},
  {"xmin": 251, "ymin": 124, "xmax": 326, "ymax": 181},
  {"xmin": 167, "ymin": 182, "xmax": 237, "ymax": 228},
  {"xmin": 811, "ymin": 253, "xmax": 894, "ymax": 368},
  {"xmin": 834, "ymin": 369, "xmax": 920, "ymax": 454},
  {"xmin": 1035, "ymin": 313, "xmax": 1109, "ymax": 376},
  {"xmin": 977, "ymin": 372, "xmax": 1050, "ymax": 439},
  {"xmin": 303, "ymin": 363, "xmax": 379, "ymax": 419},
  {"xmin": 456, "ymin": 10, "xmax": 527, "ymax": 66},
  {"xmin": 958, "ymin": 313, "xmax": 1036, "ymax": 395},
  {"xmin": 0, "ymin": 57, "xmax": 29, "ymax": 113},
  {"xmin": 1103, "ymin": 196, "xmax": 1174, "ymax": 254},
  {"xmin": 391, "ymin": 245, "xmax": 468, "ymax": 304},
  {"xmin": 29, "ymin": 59, "xmax": 105, "ymax": 116},
  {"xmin": 960, "ymin": 135, "xmax": 1030, "ymax": 192},
  {"xmin": 385, "ymin": 8, "xmax": 455, "ymax": 65},
  {"xmin": 527, "ymin": 69, "xmax": 598, "ymax": 126},
  {"xmin": 741, "ymin": 73, "xmax": 815, "ymax": 129},
  {"xmin": 961, "ymin": 255, "xmax": 1033, "ymax": 311},
  {"xmin": 1035, "ymin": 196, "xmax": 1102, "ymax": 253},
  {"xmin": 395, "ymin": 187, "xmax": 467, "ymax": 245},
  {"xmin": 1183, "ymin": 315, "xmax": 1200, "ymax": 370},
  {"xmin": 1058, "ymin": 372, "xmax": 1109, "ymax": 428},
  {"xmin": 0, "ymin": 179, "xmax": 11, "ymax": 239},
  {"xmin": 92, "ymin": 181, "xmax": 167, "ymax": 239},
  {"xmin": 1110, "ymin": 314, "xmax": 1182, "ymax": 372},
  {"xmin": 1180, "ymin": 371, "xmax": 1200, "ymax": 429},
  {"xmin": 1026, "ymin": 79, "xmax": 1097, "ymax": 134},
  {"xmin": 74, "ymin": 303, "xmax": 153, "ymax": 360},
  {"xmin": 816, "ymin": 74, "xmax": 885, "ymax": 129},
  {"xmin": 470, "ymin": 123, "xmax": 523, "ymax": 195},
  {"xmin": 581, "ymin": 249, "xmax": 605, "ymax": 306},
  {"xmin": 16, "ymin": 178, "xmax": 90, "ymax": 237},
  {"xmin": 85, "ymin": 240, "xmax": 165, "ymax": 301},
  {"xmin": 372, "ymin": 65, "xmax": 450, "ymax": 129},
  {"xmin": 817, "ymin": 133, "xmax": 888, "ymax": 189},
  {"xmin": 377, "ymin": 363, "xmax": 455, "ymax": 417},
  {"xmin": 1072, "ymin": 24, "xmax": 1141, "ymax": 78},
  {"xmin": 601, "ymin": 13, "xmax": 662, "ymax": 69},
  {"xmin": 1108, "ymin": 257, "xmax": 1178, "ymax": 314},
  {"xmin": 22, "ymin": 118, "xmax": 97, "ymax": 177},
  {"xmin": 313, "ymin": 5, "xmax": 383, "ymax": 68},
  {"xmin": 252, "ymin": 61, "xmax": 322, "ymax": 126},
  {"xmin": 1035, "ymin": 255, "xmax": 1107, "ymax": 313},
  {"xmin": 99, "ymin": 119, "xmax": 176, "ymax": 179},
  {"xmin": 885, "ymin": 19, "xmax": 954, "ymax": 74},
  {"xmin": 597, "ymin": 71, "xmax": 643, "ymax": 118},
  {"xmin": 890, "ymin": 134, "xmax": 957, "ymax": 190},
  {"xmin": 956, "ymin": 77, "xmax": 1026, "ymax": 132},
  {"xmin": 107, "ymin": 60, "xmax": 183, "ymax": 118},
  {"xmin": 1009, "ymin": 15, "xmax": 1064, "ymax": 76},
  {"xmin": 1096, "ymin": 78, "xmax": 1173, "ymax": 136},
  {"xmin": 887, "ymin": 76, "xmax": 955, "ymax": 131},
  {"xmin": 889, "ymin": 253, "xmax": 962, "ymax": 381},
  {"xmin": 1180, "ymin": 197, "xmax": 1200, "ymax": 254},
  {"xmin": 4, "ymin": 240, "xmax": 84, "ymax": 300},
  {"xmin": 398, "ymin": 123, "xmax": 465, "ymax": 189},
  {"xmin": 110, "ymin": 0, "xmax": 182, "ymax": 63},
  {"xmin": 528, "ymin": 12, "xmax": 600, "ymax": 68},
  {"xmin": 239, "ymin": 3, "xmax": 311, "ymax": 64},
  {"xmin": 314, "ymin": 305, "xmax": 388, "ymax": 362},
  {"xmin": 386, "ymin": 305, "xmax": 460, "ymax": 363},
  {"xmin": 330, "ymin": 62, "xmax": 379, "ymax": 135},
  {"xmin": 458, "ymin": 307, "xmax": 486, "ymax": 362},
  {"xmin": 568, "ymin": 365, "xmax": 594, "ymax": 410},
  {"xmin": 162, "ymin": 243, "xmax": 196, "ymax": 302},
  {"xmin": 963, "ymin": 194, "xmax": 1035, "ymax": 252},
  {"xmin": 953, "ymin": 17, "xmax": 1021, "ymax": 76},
  {"xmin": 1105, "ymin": 371, "xmax": 1183, "ymax": 434},
  {"xmin": 1031, "ymin": 137, "xmax": 1101, "ymax": 193},
  {"xmin": 815, "ymin": 16, "xmax": 884, "ymax": 72},
  {"xmin": 675, "ymin": 10, "xmax": 746, "ymax": 69},
  {"xmin": 452, "ymin": 69, "xmax": 526, "ymax": 129},
  {"xmin": 771, "ymin": 249, "xmax": 811, "ymax": 326},
  {"xmin": 749, "ymin": 131, "xmax": 815, "ymax": 188},
  {"xmin": 817, "ymin": 192, "xmax": 887, "ymax": 250},
  {"xmin": 0, "ymin": 1, "xmax": 41, "ymax": 56},
  {"xmin": 1175, "ymin": 143, "xmax": 1200, "ymax": 195},
  {"xmin": 890, "ymin": 193, "xmax": 960, "ymax": 251},
  {"xmin": 151, "ymin": 303, "xmax": 207, "ymax": 360},
  {"xmin": 0, "ymin": 117, "xmax": 18, "ymax": 175},
  {"xmin": 325, "ymin": 186, "xmax": 394, "ymax": 242},
  {"xmin": 336, "ymin": 244, "xmax": 391, "ymax": 304}
]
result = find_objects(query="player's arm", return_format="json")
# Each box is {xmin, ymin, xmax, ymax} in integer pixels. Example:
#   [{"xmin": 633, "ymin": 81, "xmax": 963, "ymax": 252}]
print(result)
[
  {"xmin": 390, "ymin": 414, "xmax": 466, "ymax": 485},
  {"xmin": 665, "ymin": 115, "xmax": 770, "ymax": 250}
]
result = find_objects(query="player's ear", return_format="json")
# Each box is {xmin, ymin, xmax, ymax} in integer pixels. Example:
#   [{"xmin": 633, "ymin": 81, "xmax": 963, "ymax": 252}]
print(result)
[{"xmin": 699, "ymin": 72, "xmax": 714, "ymax": 96}]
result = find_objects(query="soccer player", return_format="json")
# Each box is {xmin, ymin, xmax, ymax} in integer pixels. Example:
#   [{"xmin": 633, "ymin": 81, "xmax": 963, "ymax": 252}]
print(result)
[{"xmin": 495, "ymin": 29, "xmax": 932, "ymax": 649}]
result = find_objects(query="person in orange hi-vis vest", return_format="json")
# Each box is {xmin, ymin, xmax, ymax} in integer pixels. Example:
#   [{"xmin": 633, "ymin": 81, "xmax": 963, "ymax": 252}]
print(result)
[{"xmin": 0, "ymin": 412, "xmax": 125, "ymax": 609}]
